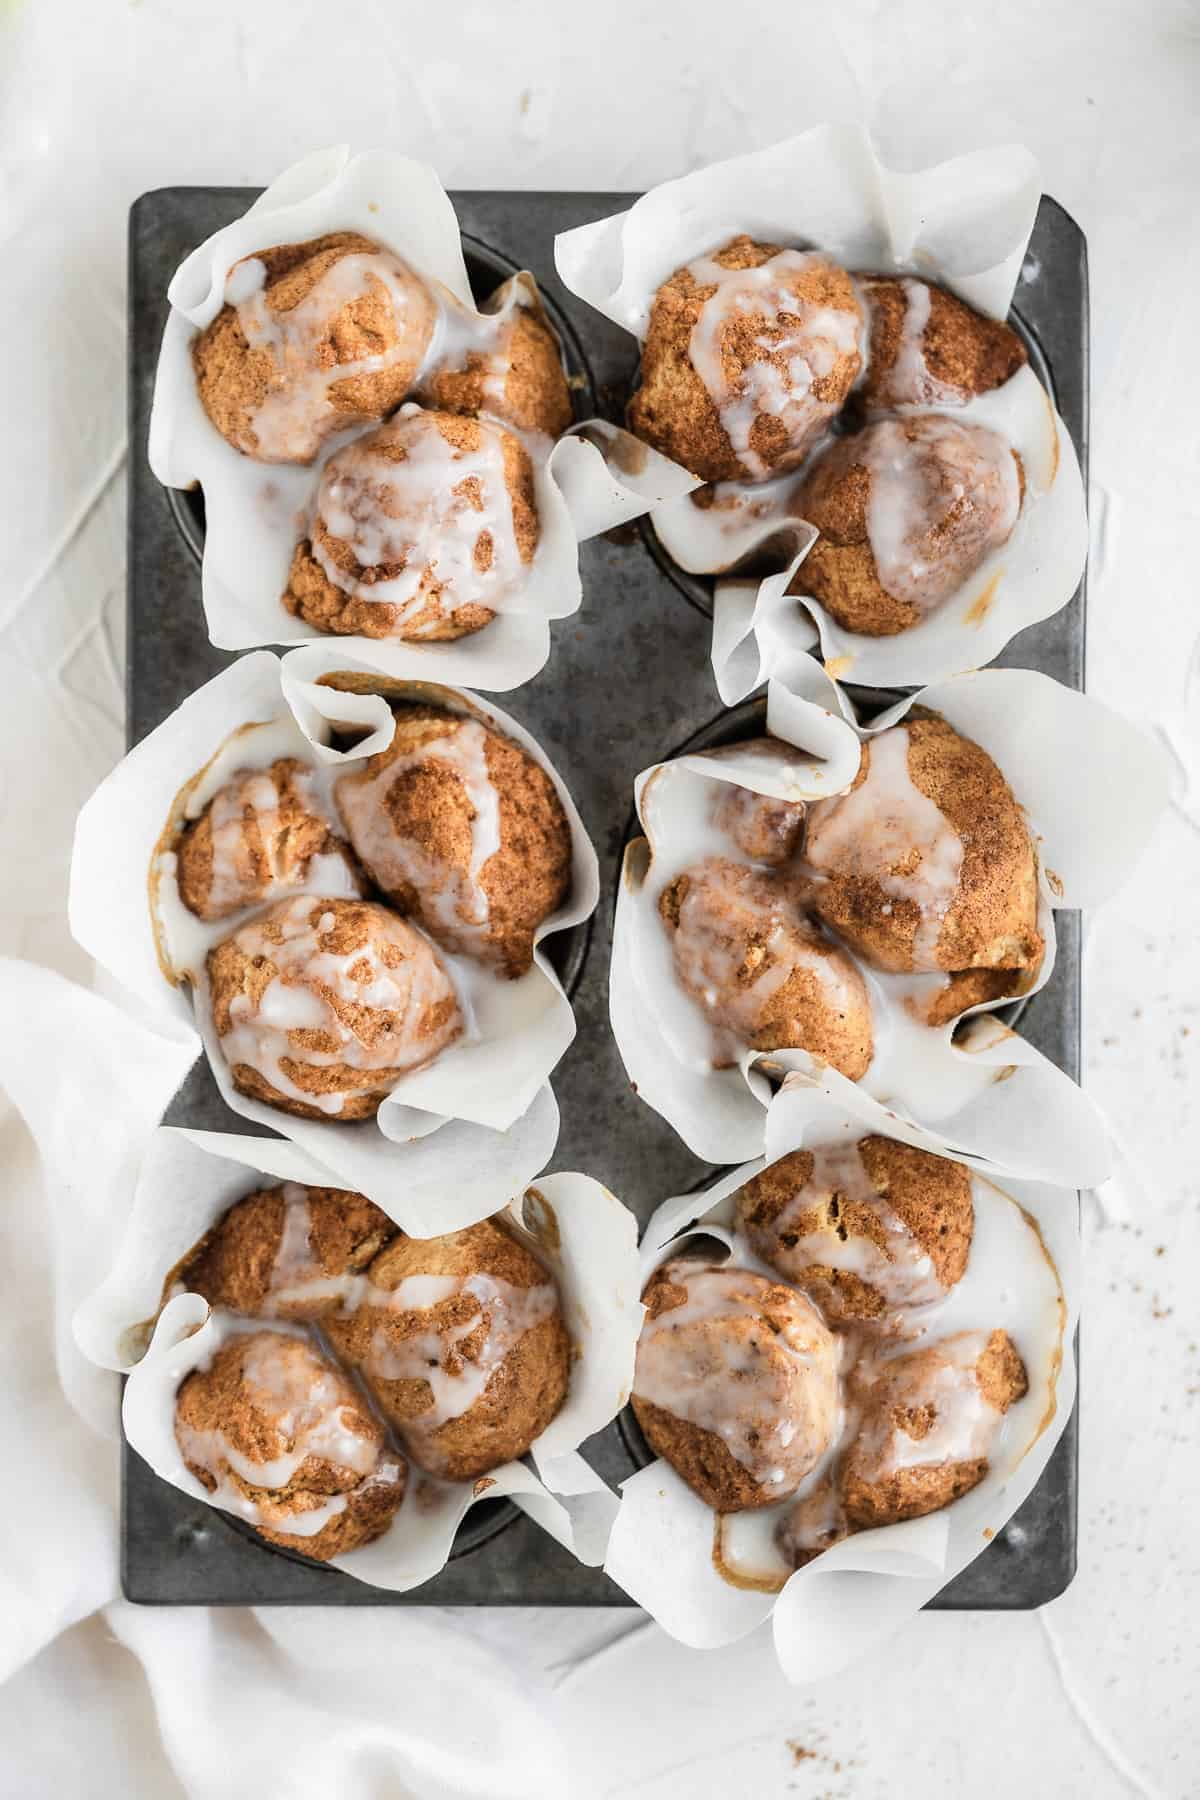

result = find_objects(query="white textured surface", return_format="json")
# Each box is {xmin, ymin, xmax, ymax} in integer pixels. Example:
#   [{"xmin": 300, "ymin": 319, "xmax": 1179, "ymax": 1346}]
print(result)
[{"xmin": 0, "ymin": 0, "xmax": 1197, "ymax": 1794}]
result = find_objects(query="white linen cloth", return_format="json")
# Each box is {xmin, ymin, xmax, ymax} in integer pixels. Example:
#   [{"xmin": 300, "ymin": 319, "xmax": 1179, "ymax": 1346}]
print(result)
[{"xmin": 1, "ymin": 0, "xmax": 1197, "ymax": 1794}]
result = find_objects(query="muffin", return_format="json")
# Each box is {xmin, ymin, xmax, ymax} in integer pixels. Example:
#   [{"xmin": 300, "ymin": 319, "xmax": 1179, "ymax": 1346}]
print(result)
[
  {"xmin": 175, "ymin": 1328, "xmax": 407, "ymax": 1560},
  {"xmin": 176, "ymin": 758, "xmax": 361, "ymax": 923},
  {"xmin": 802, "ymin": 717, "xmax": 1043, "ymax": 988},
  {"xmin": 174, "ymin": 1182, "xmax": 397, "ymax": 1320},
  {"xmin": 709, "ymin": 749, "xmax": 807, "ymax": 867},
  {"xmin": 629, "ymin": 236, "xmax": 864, "ymax": 483},
  {"xmin": 632, "ymin": 1260, "xmax": 840, "ymax": 1510},
  {"xmin": 417, "ymin": 284, "xmax": 573, "ymax": 439},
  {"xmin": 335, "ymin": 703, "xmax": 572, "ymax": 977},
  {"xmin": 791, "ymin": 416, "xmax": 1023, "ymax": 635},
  {"xmin": 858, "ymin": 277, "xmax": 1027, "ymax": 414},
  {"xmin": 912, "ymin": 967, "xmax": 1028, "ymax": 1029},
  {"xmin": 193, "ymin": 233, "xmax": 437, "ymax": 463},
  {"xmin": 658, "ymin": 858, "xmax": 873, "ymax": 1077},
  {"xmin": 841, "ymin": 1329, "xmax": 1028, "ymax": 1527},
  {"xmin": 775, "ymin": 1470, "xmax": 848, "ymax": 1568},
  {"xmin": 283, "ymin": 406, "xmax": 539, "ymax": 641},
  {"xmin": 734, "ymin": 1137, "xmax": 974, "ymax": 1323},
  {"xmin": 206, "ymin": 895, "xmax": 463, "ymax": 1120},
  {"xmin": 325, "ymin": 1218, "xmax": 570, "ymax": 1480}
]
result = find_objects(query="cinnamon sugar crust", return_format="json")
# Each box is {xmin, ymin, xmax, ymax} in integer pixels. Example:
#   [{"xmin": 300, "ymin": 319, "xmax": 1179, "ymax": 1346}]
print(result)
[
  {"xmin": 734, "ymin": 1138, "xmax": 974, "ymax": 1322},
  {"xmin": 658, "ymin": 858, "xmax": 873, "ymax": 1078},
  {"xmin": 858, "ymin": 277, "xmax": 1027, "ymax": 413},
  {"xmin": 804, "ymin": 715, "xmax": 1044, "ymax": 980},
  {"xmin": 629, "ymin": 236, "xmax": 863, "ymax": 484},
  {"xmin": 325, "ymin": 1217, "xmax": 570, "ymax": 1481},
  {"xmin": 175, "ymin": 1330, "xmax": 407, "ymax": 1561},
  {"xmin": 193, "ymin": 233, "xmax": 436, "ymax": 462},
  {"xmin": 283, "ymin": 409, "xmax": 536, "ymax": 642}
]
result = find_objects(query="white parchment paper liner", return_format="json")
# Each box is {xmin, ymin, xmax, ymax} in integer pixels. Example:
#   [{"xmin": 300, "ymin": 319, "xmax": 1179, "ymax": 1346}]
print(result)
[
  {"xmin": 148, "ymin": 145, "xmax": 694, "ymax": 693},
  {"xmin": 554, "ymin": 122, "xmax": 1087, "ymax": 693},
  {"xmin": 78, "ymin": 1126, "xmax": 641, "ymax": 1588},
  {"xmin": 609, "ymin": 659, "xmax": 1170, "ymax": 1183},
  {"xmin": 604, "ymin": 1081, "xmax": 1078, "ymax": 1677},
  {"xmin": 69, "ymin": 649, "xmax": 600, "ymax": 1232}
]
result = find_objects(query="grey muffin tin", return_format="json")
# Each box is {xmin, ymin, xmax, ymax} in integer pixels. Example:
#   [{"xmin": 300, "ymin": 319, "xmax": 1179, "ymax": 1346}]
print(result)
[{"xmin": 125, "ymin": 186, "xmax": 1086, "ymax": 1606}]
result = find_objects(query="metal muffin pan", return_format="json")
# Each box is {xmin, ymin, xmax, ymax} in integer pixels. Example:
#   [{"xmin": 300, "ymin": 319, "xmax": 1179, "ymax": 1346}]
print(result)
[{"xmin": 125, "ymin": 187, "xmax": 1085, "ymax": 1606}]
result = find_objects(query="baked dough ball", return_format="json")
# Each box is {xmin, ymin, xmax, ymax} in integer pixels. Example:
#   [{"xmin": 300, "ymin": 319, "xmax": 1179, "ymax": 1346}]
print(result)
[
  {"xmin": 175, "ymin": 1328, "xmax": 407, "ymax": 1560},
  {"xmin": 658, "ymin": 857, "xmax": 873, "ymax": 1077},
  {"xmin": 206, "ymin": 895, "xmax": 462, "ymax": 1120},
  {"xmin": 709, "ymin": 746, "xmax": 807, "ymax": 866},
  {"xmin": 858, "ymin": 276, "xmax": 1027, "ymax": 413},
  {"xmin": 417, "ymin": 284, "xmax": 573, "ymax": 439},
  {"xmin": 325, "ymin": 1218, "xmax": 569, "ymax": 1480},
  {"xmin": 174, "ymin": 1183, "xmax": 397, "ymax": 1320},
  {"xmin": 909, "ymin": 966, "xmax": 1030, "ymax": 1029},
  {"xmin": 841, "ymin": 1329, "xmax": 1027, "ymax": 1527},
  {"xmin": 632, "ymin": 1260, "xmax": 839, "ymax": 1510},
  {"xmin": 283, "ymin": 407, "xmax": 538, "ymax": 641},
  {"xmin": 792, "ymin": 415, "xmax": 1023, "ymax": 636},
  {"xmin": 193, "ymin": 233, "xmax": 437, "ymax": 463},
  {"xmin": 335, "ymin": 703, "xmax": 572, "ymax": 978},
  {"xmin": 803, "ymin": 716, "xmax": 1043, "ymax": 988},
  {"xmin": 629, "ymin": 236, "xmax": 864, "ymax": 484},
  {"xmin": 734, "ymin": 1137, "xmax": 973, "ymax": 1323},
  {"xmin": 176, "ymin": 758, "xmax": 361, "ymax": 923}
]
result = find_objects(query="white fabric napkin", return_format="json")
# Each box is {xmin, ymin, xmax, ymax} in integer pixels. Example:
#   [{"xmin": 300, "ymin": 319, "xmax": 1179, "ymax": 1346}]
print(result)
[{"xmin": 0, "ymin": 959, "xmax": 572, "ymax": 1797}]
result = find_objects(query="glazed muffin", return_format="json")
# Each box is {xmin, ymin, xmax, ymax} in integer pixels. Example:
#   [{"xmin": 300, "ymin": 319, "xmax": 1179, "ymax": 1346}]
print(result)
[
  {"xmin": 734, "ymin": 1138, "xmax": 974, "ymax": 1323},
  {"xmin": 791, "ymin": 416, "xmax": 1023, "ymax": 635},
  {"xmin": 858, "ymin": 276, "xmax": 1027, "ymax": 414},
  {"xmin": 335, "ymin": 703, "xmax": 572, "ymax": 977},
  {"xmin": 708, "ymin": 745, "xmax": 808, "ymax": 866},
  {"xmin": 841, "ymin": 1329, "xmax": 1028, "ymax": 1527},
  {"xmin": 176, "ymin": 758, "xmax": 361, "ymax": 923},
  {"xmin": 629, "ymin": 236, "xmax": 864, "ymax": 484},
  {"xmin": 802, "ymin": 717, "xmax": 1043, "ymax": 990},
  {"xmin": 175, "ymin": 1328, "xmax": 407, "ymax": 1560},
  {"xmin": 775, "ymin": 1470, "xmax": 848, "ymax": 1568},
  {"xmin": 283, "ymin": 406, "xmax": 538, "ymax": 642},
  {"xmin": 206, "ymin": 895, "xmax": 463, "ymax": 1120},
  {"xmin": 174, "ymin": 1183, "xmax": 397, "ymax": 1321},
  {"xmin": 325, "ymin": 1218, "xmax": 570, "ymax": 1480},
  {"xmin": 632, "ymin": 1260, "xmax": 840, "ymax": 1510},
  {"xmin": 658, "ymin": 858, "xmax": 873, "ymax": 1077},
  {"xmin": 417, "ymin": 283, "xmax": 573, "ymax": 439},
  {"xmin": 194, "ymin": 233, "xmax": 437, "ymax": 463}
]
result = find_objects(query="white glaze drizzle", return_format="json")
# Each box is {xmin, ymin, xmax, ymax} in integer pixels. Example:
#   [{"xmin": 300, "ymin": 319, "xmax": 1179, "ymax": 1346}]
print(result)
[
  {"xmin": 846, "ymin": 1329, "xmax": 1003, "ymax": 1480},
  {"xmin": 358, "ymin": 1271, "xmax": 557, "ymax": 1473},
  {"xmin": 153, "ymin": 716, "xmax": 358, "ymax": 985},
  {"xmin": 686, "ymin": 250, "xmax": 863, "ymax": 480},
  {"xmin": 268, "ymin": 1184, "xmax": 319, "ymax": 1294},
  {"xmin": 664, "ymin": 858, "xmax": 865, "ymax": 1065},
  {"xmin": 308, "ymin": 403, "xmax": 528, "ymax": 632},
  {"xmin": 803, "ymin": 726, "xmax": 964, "ymax": 968},
  {"xmin": 214, "ymin": 896, "xmax": 461, "ymax": 1116},
  {"xmin": 176, "ymin": 1320, "xmax": 400, "ymax": 1540},
  {"xmin": 334, "ymin": 716, "xmax": 503, "ymax": 959},
  {"xmin": 229, "ymin": 249, "xmax": 436, "ymax": 463},
  {"xmin": 846, "ymin": 415, "xmax": 1020, "ymax": 613},
  {"xmin": 198, "ymin": 762, "xmax": 358, "ymax": 920},
  {"xmin": 634, "ymin": 1260, "xmax": 840, "ymax": 1497},
  {"xmin": 419, "ymin": 278, "xmax": 537, "ymax": 416},
  {"xmin": 745, "ymin": 1140, "xmax": 947, "ymax": 1311},
  {"xmin": 663, "ymin": 1164, "xmax": 1063, "ymax": 1586}
]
